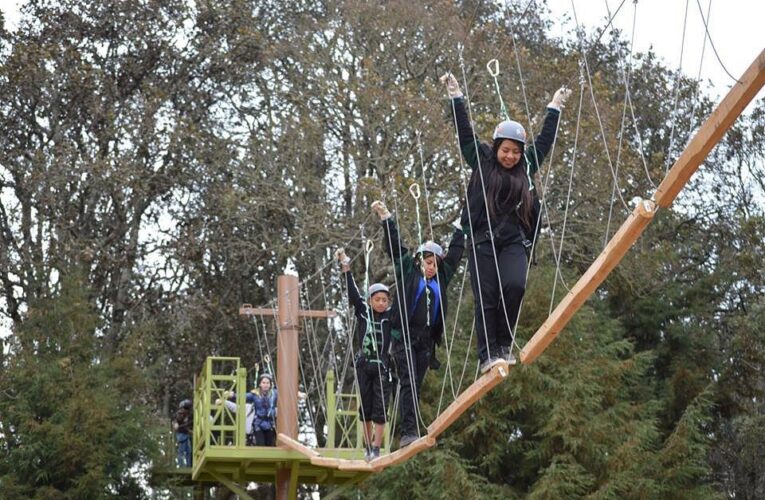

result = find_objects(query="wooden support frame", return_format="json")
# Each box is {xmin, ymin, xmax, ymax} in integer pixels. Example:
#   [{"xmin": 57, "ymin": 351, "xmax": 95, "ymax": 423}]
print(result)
[{"xmin": 209, "ymin": 472, "xmax": 254, "ymax": 500}]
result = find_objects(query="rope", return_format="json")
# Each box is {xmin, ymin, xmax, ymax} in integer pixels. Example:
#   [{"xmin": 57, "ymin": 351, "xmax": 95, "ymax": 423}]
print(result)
[
  {"xmin": 414, "ymin": 133, "xmax": 462, "ymax": 415},
  {"xmin": 570, "ymin": 0, "xmax": 630, "ymax": 211},
  {"xmin": 686, "ymin": 0, "xmax": 712, "ymax": 144},
  {"xmin": 455, "ymin": 50, "xmax": 507, "ymax": 365},
  {"xmin": 605, "ymin": 0, "xmax": 651, "ymax": 244},
  {"xmin": 665, "ymin": 0, "xmax": 691, "ymax": 173},
  {"xmin": 693, "ymin": 0, "xmax": 741, "ymax": 84},
  {"xmin": 550, "ymin": 75, "xmax": 586, "ymax": 315},
  {"xmin": 504, "ymin": 26, "xmax": 570, "ymax": 348}
]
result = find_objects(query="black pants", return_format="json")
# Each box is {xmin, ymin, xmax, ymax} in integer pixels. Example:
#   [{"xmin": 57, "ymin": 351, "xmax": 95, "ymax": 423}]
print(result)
[
  {"xmin": 356, "ymin": 357, "xmax": 392, "ymax": 423},
  {"xmin": 393, "ymin": 336, "xmax": 432, "ymax": 437},
  {"xmin": 253, "ymin": 429, "xmax": 276, "ymax": 446},
  {"xmin": 468, "ymin": 239, "xmax": 528, "ymax": 362}
]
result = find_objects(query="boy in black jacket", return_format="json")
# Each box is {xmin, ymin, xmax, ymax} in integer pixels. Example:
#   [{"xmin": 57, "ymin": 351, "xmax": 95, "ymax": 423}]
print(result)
[
  {"xmin": 373, "ymin": 200, "xmax": 465, "ymax": 448},
  {"xmin": 336, "ymin": 248, "xmax": 393, "ymax": 461}
]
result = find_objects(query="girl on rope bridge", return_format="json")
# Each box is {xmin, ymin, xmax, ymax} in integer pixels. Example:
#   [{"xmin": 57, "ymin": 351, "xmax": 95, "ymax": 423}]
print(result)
[
  {"xmin": 335, "ymin": 247, "xmax": 393, "ymax": 461},
  {"xmin": 441, "ymin": 72, "xmax": 570, "ymax": 373},
  {"xmin": 373, "ymin": 200, "xmax": 465, "ymax": 448}
]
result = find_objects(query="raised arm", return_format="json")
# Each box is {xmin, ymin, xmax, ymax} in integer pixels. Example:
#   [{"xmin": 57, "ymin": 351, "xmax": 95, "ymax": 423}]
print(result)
[
  {"xmin": 441, "ymin": 73, "xmax": 487, "ymax": 170},
  {"xmin": 373, "ymin": 200, "xmax": 409, "ymax": 263},
  {"xmin": 526, "ymin": 87, "xmax": 571, "ymax": 176},
  {"xmin": 443, "ymin": 225, "xmax": 466, "ymax": 272},
  {"xmin": 345, "ymin": 269, "xmax": 366, "ymax": 313},
  {"xmin": 336, "ymin": 248, "xmax": 365, "ymax": 313}
]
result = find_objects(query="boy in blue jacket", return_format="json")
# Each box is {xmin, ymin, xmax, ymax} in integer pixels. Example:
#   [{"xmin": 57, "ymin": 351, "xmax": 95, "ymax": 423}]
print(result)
[{"xmin": 373, "ymin": 200, "xmax": 465, "ymax": 448}]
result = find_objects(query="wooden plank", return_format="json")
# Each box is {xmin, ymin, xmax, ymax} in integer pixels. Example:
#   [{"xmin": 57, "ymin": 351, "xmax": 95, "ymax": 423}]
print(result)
[
  {"xmin": 277, "ymin": 433, "xmax": 320, "ymax": 458},
  {"xmin": 521, "ymin": 200, "xmax": 656, "ymax": 364},
  {"xmin": 299, "ymin": 309, "xmax": 337, "ymax": 319},
  {"xmin": 310, "ymin": 456, "xmax": 344, "ymax": 468},
  {"xmin": 427, "ymin": 361, "xmax": 511, "ymax": 439},
  {"xmin": 370, "ymin": 435, "xmax": 436, "ymax": 469},
  {"xmin": 239, "ymin": 306, "xmax": 336, "ymax": 319},
  {"xmin": 654, "ymin": 49, "xmax": 765, "ymax": 208},
  {"xmin": 337, "ymin": 461, "xmax": 376, "ymax": 472},
  {"xmin": 239, "ymin": 305, "xmax": 276, "ymax": 317}
]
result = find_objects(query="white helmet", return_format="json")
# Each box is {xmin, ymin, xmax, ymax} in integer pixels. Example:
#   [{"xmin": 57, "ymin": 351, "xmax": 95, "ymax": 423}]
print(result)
[
  {"xmin": 415, "ymin": 241, "xmax": 444, "ymax": 259},
  {"xmin": 367, "ymin": 283, "xmax": 390, "ymax": 297},
  {"xmin": 493, "ymin": 119, "xmax": 527, "ymax": 144}
]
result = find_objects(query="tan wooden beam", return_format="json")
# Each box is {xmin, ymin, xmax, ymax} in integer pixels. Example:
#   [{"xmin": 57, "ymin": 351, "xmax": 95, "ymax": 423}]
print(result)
[
  {"xmin": 370, "ymin": 435, "xmax": 436, "ymax": 469},
  {"xmin": 521, "ymin": 200, "xmax": 656, "ymax": 364},
  {"xmin": 239, "ymin": 305, "xmax": 276, "ymax": 317},
  {"xmin": 427, "ymin": 361, "xmax": 511, "ymax": 439},
  {"xmin": 654, "ymin": 49, "xmax": 765, "ymax": 208},
  {"xmin": 277, "ymin": 433, "xmax": 319, "ymax": 458},
  {"xmin": 239, "ymin": 305, "xmax": 336, "ymax": 319}
]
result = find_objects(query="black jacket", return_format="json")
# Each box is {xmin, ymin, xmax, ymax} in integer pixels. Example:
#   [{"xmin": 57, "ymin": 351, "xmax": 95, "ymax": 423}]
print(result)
[
  {"xmin": 381, "ymin": 217, "xmax": 465, "ymax": 346},
  {"xmin": 174, "ymin": 408, "xmax": 192, "ymax": 434},
  {"xmin": 345, "ymin": 270, "xmax": 392, "ymax": 366},
  {"xmin": 451, "ymin": 97, "xmax": 560, "ymax": 241}
]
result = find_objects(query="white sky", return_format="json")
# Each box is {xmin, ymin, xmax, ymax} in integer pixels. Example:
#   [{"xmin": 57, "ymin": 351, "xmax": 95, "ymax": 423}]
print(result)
[
  {"xmin": 546, "ymin": 0, "xmax": 765, "ymax": 104},
  {"xmin": 2, "ymin": 0, "xmax": 763, "ymax": 94}
]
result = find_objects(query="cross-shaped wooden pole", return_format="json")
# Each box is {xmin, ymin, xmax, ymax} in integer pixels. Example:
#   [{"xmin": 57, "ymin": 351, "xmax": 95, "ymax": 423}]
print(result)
[{"xmin": 239, "ymin": 273, "xmax": 335, "ymax": 500}]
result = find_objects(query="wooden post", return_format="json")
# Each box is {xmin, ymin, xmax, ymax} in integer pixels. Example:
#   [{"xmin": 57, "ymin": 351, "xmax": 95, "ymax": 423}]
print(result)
[
  {"xmin": 521, "ymin": 49, "xmax": 765, "ymax": 365},
  {"xmin": 239, "ymin": 273, "xmax": 335, "ymax": 500}
]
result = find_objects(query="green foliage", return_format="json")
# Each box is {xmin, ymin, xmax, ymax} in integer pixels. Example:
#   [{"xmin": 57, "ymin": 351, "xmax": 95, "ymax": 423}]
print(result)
[
  {"xmin": 0, "ymin": 0, "xmax": 763, "ymax": 497},
  {"xmin": 0, "ymin": 272, "xmax": 157, "ymax": 499}
]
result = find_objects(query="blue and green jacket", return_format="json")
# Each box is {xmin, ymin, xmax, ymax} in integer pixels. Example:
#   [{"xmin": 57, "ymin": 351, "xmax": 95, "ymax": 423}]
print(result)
[{"xmin": 381, "ymin": 217, "xmax": 465, "ymax": 346}]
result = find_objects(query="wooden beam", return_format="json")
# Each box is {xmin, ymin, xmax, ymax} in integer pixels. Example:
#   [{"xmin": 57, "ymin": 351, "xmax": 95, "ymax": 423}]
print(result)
[
  {"xmin": 370, "ymin": 434, "xmax": 436, "ymax": 469},
  {"xmin": 276, "ymin": 275, "xmax": 299, "ymax": 500},
  {"xmin": 209, "ymin": 472, "xmax": 254, "ymax": 500},
  {"xmin": 521, "ymin": 50, "xmax": 765, "ymax": 366},
  {"xmin": 521, "ymin": 200, "xmax": 656, "ymax": 364},
  {"xmin": 288, "ymin": 460, "xmax": 300, "ymax": 500},
  {"xmin": 239, "ymin": 305, "xmax": 276, "ymax": 317},
  {"xmin": 298, "ymin": 310, "xmax": 337, "ymax": 319},
  {"xmin": 427, "ymin": 361, "xmax": 510, "ymax": 439},
  {"xmin": 277, "ymin": 433, "xmax": 320, "ymax": 458},
  {"xmin": 239, "ymin": 305, "xmax": 336, "ymax": 319},
  {"xmin": 654, "ymin": 49, "xmax": 765, "ymax": 208}
]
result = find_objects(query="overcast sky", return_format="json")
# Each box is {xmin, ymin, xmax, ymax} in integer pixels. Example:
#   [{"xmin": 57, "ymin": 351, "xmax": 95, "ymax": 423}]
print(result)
[
  {"xmin": 1, "ymin": 0, "xmax": 762, "ymax": 98},
  {"xmin": 546, "ymin": 0, "xmax": 764, "ymax": 104}
]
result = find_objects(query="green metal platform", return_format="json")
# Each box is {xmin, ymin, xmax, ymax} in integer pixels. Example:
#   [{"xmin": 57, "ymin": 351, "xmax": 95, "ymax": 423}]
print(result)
[{"xmin": 157, "ymin": 356, "xmax": 383, "ymax": 498}]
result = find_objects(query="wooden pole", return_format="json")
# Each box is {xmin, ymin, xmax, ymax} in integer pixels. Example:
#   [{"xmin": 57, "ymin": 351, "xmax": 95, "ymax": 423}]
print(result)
[
  {"xmin": 521, "ymin": 200, "xmax": 655, "ymax": 364},
  {"xmin": 276, "ymin": 274, "xmax": 299, "ymax": 500},
  {"xmin": 521, "ymin": 48, "xmax": 765, "ymax": 365},
  {"xmin": 241, "ymin": 275, "xmax": 335, "ymax": 500}
]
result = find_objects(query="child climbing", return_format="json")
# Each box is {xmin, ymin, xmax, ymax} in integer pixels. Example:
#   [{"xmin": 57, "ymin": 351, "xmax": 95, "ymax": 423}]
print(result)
[
  {"xmin": 335, "ymin": 248, "xmax": 393, "ymax": 461},
  {"xmin": 441, "ymin": 72, "xmax": 570, "ymax": 373},
  {"xmin": 373, "ymin": 200, "xmax": 465, "ymax": 448}
]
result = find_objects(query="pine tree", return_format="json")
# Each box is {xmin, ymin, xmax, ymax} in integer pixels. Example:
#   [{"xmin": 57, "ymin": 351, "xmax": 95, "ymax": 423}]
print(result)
[{"xmin": 0, "ymin": 272, "xmax": 157, "ymax": 499}]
